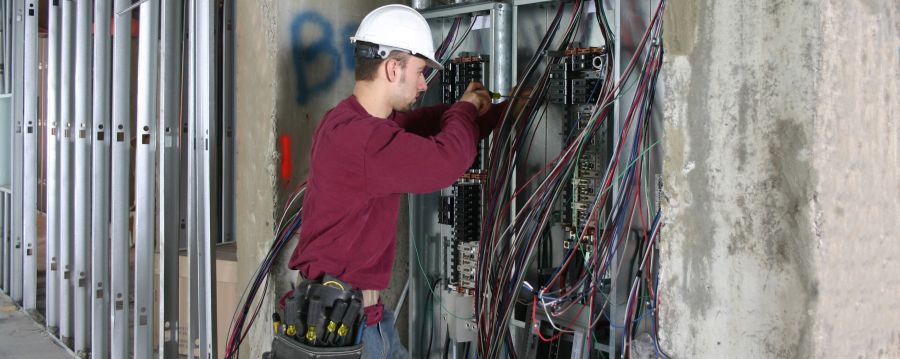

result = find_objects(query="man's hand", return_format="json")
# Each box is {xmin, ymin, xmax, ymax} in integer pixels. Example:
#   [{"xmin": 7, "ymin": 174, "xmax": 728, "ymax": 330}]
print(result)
[{"xmin": 459, "ymin": 81, "xmax": 492, "ymax": 116}]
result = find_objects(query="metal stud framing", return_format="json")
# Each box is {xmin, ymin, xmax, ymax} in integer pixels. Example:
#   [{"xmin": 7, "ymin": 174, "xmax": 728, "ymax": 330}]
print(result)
[
  {"xmin": 11, "ymin": 0, "xmax": 24, "ymax": 306},
  {"xmin": 73, "ymin": 0, "xmax": 93, "ymax": 352},
  {"xmin": 2, "ymin": 190, "xmax": 8, "ymax": 293},
  {"xmin": 44, "ymin": 0, "xmax": 61, "ymax": 335},
  {"xmin": 186, "ymin": 0, "xmax": 201, "ymax": 354},
  {"xmin": 57, "ymin": 0, "xmax": 75, "ymax": 346},
  {"xmin": 221, "ymin": 0, "xmax": 235, "ymax": 247},
  {"xmin": 197, "ymin": 1, "xmax": 218, "ymax": 357},
  {"xmin": 0, "ymin": 2, "xmax": 7, "ymax": 93},
  {"xmin": 0, "ymin": 1, "xmax": 230, "ymax": 356},
  {"xmin": 21, "ymin": 0, "xmax": 38, "ymax": 312},
  {"xmin": 110, "ymin": 0, "xmax": 133, "ymax": 356},
  {"xmin": 1, "ymin": 189, "xmax": 6, "ymax": 293},
  {"xmin": 159, "ymin": 0, "xmax": 185, "ymax": 357},
  {"xmin": 91, "ymin": 0, "xmax": 112, "ymax": 357},
  {"xmin": 134, "ymin": 1, "xmax": 160, "ymax": 357},
  {"xmin": 0, "ymin": 0, "xmax": 7, "ymax": 299}
]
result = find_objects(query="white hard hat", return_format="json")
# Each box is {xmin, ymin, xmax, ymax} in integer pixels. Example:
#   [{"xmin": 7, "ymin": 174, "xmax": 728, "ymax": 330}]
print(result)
[{"xmin": 351, "ymin": 4, "xmax": 443, "ymax": 70}]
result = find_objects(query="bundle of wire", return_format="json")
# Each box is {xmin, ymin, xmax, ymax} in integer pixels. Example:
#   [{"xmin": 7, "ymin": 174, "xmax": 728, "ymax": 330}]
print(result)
[
  {"xmin": 424, "ymin": 16, "xmax": 464, "ymax": 83},
  {"xmin": 425, "ymin": 15, "xmax": 479, "ymax": 85},
  {"xmin": 474, "ymin": 0, "xmax": 670, "ymax": 358},
  {"xmin": 224, "ymin": 184, "xmax": 306, "ymax": 358}
]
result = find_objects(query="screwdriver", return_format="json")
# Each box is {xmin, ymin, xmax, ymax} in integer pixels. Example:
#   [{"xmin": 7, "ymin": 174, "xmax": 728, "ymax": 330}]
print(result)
[
  {"xmin": 487, "ymin": 90, "xmax": 530, "ymax": 100},
  {"xmin": 272, "ymin": 312, "xmax": 281, "ymax": 335}
]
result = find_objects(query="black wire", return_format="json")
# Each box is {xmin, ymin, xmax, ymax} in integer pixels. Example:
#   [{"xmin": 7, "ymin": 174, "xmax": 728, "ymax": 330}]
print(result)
[
  {"xmin": 443, "ymin": 328, "xmax": 451, "ymax": 359},
  {"xmin": 424, "ymin": 278, "xmax": 442, "ymax": 358},
  {"xmin": 423, "ymin": 289, "xmax": 434, "ymax": 358}
]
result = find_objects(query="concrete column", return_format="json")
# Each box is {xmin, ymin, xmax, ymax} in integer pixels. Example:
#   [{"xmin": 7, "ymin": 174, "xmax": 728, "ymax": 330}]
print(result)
[{"xmin": 660, "ymin": 0, "xmax": 899, "ymax": 357}]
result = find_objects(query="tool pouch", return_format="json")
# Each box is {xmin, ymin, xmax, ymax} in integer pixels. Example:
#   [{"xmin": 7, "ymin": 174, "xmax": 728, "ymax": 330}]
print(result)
[
  {"xmin": 263, "ymin": 333, "xmax": 363, "ymax": 359},
  {"xmin": 264, "ymin": 274, "xmax": 366, "ymax": 359}
]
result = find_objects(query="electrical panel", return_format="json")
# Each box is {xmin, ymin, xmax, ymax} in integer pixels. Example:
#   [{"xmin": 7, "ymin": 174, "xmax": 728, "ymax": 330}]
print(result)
[
  {"xmin": 438, "ymin": 54, "xmax": 489, "ymax": 297},
  {"xmin": 549, "ymin": 47, "xmax": 612, "ymax": 252},
  {"xmin": 412, "ymin": 2, "xmax": 666, "ymax": 358},
  {"xmin": 548, "ymin": 47, "xmax": 605, "ymax": 105},
  {"xmin": 442, "ymin": 55, "xmax": 488, "ymax": 105}
]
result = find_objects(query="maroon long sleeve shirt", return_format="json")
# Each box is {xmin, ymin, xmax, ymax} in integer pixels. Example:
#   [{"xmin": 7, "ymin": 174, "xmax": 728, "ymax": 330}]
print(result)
[{"xmin": 288, "ymin": 95, "xmax": 502, "ymax": 323}]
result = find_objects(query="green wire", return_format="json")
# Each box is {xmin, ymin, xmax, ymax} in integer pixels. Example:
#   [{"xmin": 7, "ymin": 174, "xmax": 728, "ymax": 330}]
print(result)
[{"xmin": 411, "ymin": 230, "xmax": 475, "ymax": 320}]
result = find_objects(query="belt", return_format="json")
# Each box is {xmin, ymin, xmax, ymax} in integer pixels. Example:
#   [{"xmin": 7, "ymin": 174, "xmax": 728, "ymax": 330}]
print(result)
[{"xmin": 296, "ymin": 272, "xmax": 380, "ymax": 307}]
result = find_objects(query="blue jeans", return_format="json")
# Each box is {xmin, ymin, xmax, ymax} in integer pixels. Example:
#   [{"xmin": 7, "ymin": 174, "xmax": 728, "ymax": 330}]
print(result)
[{"xmin": 361, "ymin": 310, "xmax": 409, "ymax": 359}]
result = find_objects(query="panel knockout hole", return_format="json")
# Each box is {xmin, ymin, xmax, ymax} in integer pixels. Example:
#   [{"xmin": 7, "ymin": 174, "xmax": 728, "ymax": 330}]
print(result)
[{"xmin": 143, "ymin": 125, "xmax": 150, "ymax": 131}]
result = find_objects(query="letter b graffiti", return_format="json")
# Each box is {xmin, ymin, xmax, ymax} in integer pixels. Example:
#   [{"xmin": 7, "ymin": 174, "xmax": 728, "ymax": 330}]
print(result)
[{"xmin": 290, "ymin": 11, "xmax": 357, "ymax": 105}]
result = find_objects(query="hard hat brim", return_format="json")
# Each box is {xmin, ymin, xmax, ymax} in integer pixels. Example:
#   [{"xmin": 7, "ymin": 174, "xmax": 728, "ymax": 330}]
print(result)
[{"xmin": 424, "ymin": 57, "xmax": 444, "ymax": 71}]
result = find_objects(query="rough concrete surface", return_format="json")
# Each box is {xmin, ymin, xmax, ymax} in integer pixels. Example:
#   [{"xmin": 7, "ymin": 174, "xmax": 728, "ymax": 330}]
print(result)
[
  {"xmin": 812, "ymin": 1, "xmax": 900, "ymax": 358},
  {"xmin": 234, "ymin": 0, "xmax": 280, "ymax": 357},
  {"xmin": 660, "ymin": 0, "xmax": 899, "ymax": 357}
]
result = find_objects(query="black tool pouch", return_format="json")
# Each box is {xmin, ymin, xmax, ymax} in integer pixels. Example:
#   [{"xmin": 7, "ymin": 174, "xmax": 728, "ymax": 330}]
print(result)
[
  {"xmin": 264, "ymin": 274, "xmax": 366, "ymax": 359},
  {"xmin": 263, "ymin": 333, "xmax": 364, "ymax": 359}
]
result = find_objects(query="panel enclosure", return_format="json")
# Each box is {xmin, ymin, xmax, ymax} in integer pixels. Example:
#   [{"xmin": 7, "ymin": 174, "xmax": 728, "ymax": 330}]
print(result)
[
  {"xmin": 409, "ymin": 2, "xmax": 512, "ymax": 358},
  {"xmin": 408, "ymin": 1, "xmax": 663, "ymax": 358}
]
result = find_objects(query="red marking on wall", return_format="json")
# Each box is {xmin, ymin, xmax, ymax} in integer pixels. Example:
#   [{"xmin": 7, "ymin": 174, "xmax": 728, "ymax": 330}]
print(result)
[{"xmin": 280, "ymin": 135, "xmax": 292, "ymax": 182}]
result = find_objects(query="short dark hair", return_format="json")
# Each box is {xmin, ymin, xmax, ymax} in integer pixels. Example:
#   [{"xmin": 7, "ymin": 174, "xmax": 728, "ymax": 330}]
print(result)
[{"xmin": 355, "ymin": 50, "xmax": 410, "ymax": 81}]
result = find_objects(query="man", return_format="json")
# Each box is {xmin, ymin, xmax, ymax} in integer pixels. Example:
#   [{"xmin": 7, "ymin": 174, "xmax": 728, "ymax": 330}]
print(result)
[{"xmin": 287, "ymin": 4, "xmax": 504, "ymax": 358}]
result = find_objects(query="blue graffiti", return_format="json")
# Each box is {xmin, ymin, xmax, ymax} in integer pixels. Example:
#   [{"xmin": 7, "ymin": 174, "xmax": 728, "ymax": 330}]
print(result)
[{"xmin": 290, "ymin": 11, "xmax": 358, "ymax": 104}]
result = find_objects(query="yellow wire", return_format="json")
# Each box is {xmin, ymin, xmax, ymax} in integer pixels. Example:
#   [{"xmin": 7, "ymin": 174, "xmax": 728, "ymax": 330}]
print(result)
[{"xmin": 322, "ymin": 281, "xmax": 345, "ymax": 291}]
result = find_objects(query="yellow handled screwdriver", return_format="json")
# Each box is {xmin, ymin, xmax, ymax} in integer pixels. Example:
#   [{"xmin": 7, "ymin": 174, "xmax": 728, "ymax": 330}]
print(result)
[{"xmin": 487, "ymin": 90, "xmax": 530, "ymax": 100}]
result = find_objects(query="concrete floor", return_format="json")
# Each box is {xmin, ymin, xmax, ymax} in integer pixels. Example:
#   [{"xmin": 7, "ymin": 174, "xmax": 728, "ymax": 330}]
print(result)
[{"xmin": 0, "ymin": 292, "xmax": 70, "ymax": 359}]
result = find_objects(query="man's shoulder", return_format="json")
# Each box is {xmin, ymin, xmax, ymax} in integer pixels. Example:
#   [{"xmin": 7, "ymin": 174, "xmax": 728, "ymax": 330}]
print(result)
[
  {"xmin": 321, "ymin": 100, "xmax": 397, "ymax": 133},
  {"xmin": 315, "ymin": 100, "xmax": 399, "ymax": 149}
]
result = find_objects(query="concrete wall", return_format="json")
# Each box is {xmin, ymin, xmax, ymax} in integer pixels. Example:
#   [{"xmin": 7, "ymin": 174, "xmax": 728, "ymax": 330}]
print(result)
[
  {"xmin": 813, "ymin": 1, "xmax": 900, "ymax": 357},
  {"xmin": 233, "ymin": 1, "xmax": 401, "ymax": 357},
  {"xmin": 660, "ymin": 0, "xmax": 899, "ymax": 357}
]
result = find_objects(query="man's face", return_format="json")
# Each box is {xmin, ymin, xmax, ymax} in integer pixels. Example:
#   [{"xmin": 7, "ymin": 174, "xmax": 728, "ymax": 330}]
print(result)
[{"xmin": 389, "ymin": 56, "xmax": 429, "ymax": 112}]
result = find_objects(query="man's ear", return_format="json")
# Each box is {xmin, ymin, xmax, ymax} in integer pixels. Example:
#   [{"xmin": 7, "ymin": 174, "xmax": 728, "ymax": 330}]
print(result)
[{"xmin": 383, "ymin": 58, "xmax": 398, "ymax": 83}]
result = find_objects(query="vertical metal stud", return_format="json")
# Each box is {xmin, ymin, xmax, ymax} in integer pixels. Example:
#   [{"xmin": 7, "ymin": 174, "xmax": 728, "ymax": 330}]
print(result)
[
  {"xmin": 73, "ymin": 0, "xmax": 93, "ymax": 352},
  {"xmin": 3, "ymin": 1, "xmax": 12, "ymax": 92},
  {"xmin": 2, "ymin": 189, "xmax": 7, "ymax": 293},
  {"xmin": 4, "ymin": 1, "xmax": 11, "ymax": 92},
  {"xmin": 2, "ymin": 191, "xmax": 8, "ymax": 294},
  {"xmin": 0, "ymin": 2, "xmax": 5, "ymax": 93},
  {"xmin": 44, "ymin": 0, "xmax": 61, "ymax": 335},
  {"xmin": 134, "ymin": 1, "xmax": 159, "ymax": 358},
  {"xmin": 186, "ymin": 0, "xmax": 201, "ymax": 355},
  {"xmin": 91, "ymin": 0, "xmax": 112, "ymax": 357},
  {"xmin": 221, "ymin": 0, "xmax": 234, "ymax": 247},
  {"xmin": 1, "ymin": 190, "xmax": 4, "ymax": 293},
  {"xmin": 110, "ymin": 0, "xmax": 133, "ymax": 356},
  {"xmin": 57, "ymin": 0, "xmax": 75, "ymax": 346},
  {"xmin": 21, "ymin": 0, "xmax": 38, "ymax": 312},
  {"xmin": 197, "ymin": 1, "xmax": 218, "ymax": 357},
  {"xmin": 159, "ymin": 0, "xmax": 185, "ymax": 357},
  {"xmin": 10, "ymin": 0, "xmax": 24, "ymax": 306},
  {"xmin": 5, "ymin": 190, "xmax": 11, "ymax": 294}
]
